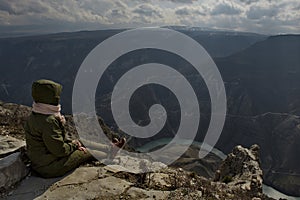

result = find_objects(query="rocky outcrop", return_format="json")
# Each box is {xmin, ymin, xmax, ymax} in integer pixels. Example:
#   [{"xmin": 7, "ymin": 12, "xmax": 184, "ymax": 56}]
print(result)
[
  {"xmin": 0, "ymin": 101, "xmax": 31, "ymax": 140},
  {"xmin": 214, "ymin": 144, "xmax": 263, "ymax": 195},
  {"xmin": 0, "ymin": 101, "xmax": 276, "ymax": 199},
  {"xmin": 0, "ymin": 152, "xmax": 29, "ymax": 193},
  {"xmin": 1, "ymin": 99, "xmax": 300, "ymax": 196},
  {"xmin": 0, "ymin": 135, "xmax": 29, "ymax": 193},
  {"xmin": 0, "ymin": 135, "xmax": 25, "ymax": 158},
  {"xmin": 3, "ymin": 144, "xmax": 273, "ymax": 200},
  {"xmin": 217, "ymin": 113, "xmax": 300, "ymax": 196}
]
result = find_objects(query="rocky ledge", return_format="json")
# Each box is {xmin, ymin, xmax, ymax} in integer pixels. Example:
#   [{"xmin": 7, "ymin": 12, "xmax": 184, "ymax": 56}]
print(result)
[
  {"xmin": 0, "ymin": 102, "xmax": 276, "ymax": 199},
  {"xmin": 2, "ymin": 144, "xmax": 274, "ymax": 200}
]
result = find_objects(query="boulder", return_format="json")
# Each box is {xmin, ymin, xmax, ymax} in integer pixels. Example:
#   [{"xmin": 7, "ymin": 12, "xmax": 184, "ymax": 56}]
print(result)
[
  {"xmin": 0, "ymin": 135, "xmax": 25, "ymax": 158},
  {"xmin": 214, "ymin": 144, "xmax": 263, "ymax": 194},
  {"xmin": 0, "ymin": 152, "xmax": 29, "ymax": 192}
]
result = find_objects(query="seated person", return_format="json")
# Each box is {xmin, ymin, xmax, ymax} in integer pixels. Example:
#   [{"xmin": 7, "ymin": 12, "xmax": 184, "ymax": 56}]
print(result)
[{"xmin": 25, "ymin": 79, "xmax": 125, "ymax": 178}]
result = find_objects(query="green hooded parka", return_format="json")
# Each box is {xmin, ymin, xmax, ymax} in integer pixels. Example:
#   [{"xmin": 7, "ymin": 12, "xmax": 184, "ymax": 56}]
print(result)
[{"xmin": 25, "ymin": 79, "xmax": 93, "ymax": 178}]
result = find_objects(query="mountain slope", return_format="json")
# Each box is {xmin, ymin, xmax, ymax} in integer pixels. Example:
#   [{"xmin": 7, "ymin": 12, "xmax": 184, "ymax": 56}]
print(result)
[
  {"xmin": 217, "ymin": 35, "xmax": 300, "ymax": 115},
  {"xmin": 0, "ymin": 30, "xmax": 300, "ymax": 196},
  {"xmin": 0, "ymin": 28, "xmax": 265, "ymax": 113}
]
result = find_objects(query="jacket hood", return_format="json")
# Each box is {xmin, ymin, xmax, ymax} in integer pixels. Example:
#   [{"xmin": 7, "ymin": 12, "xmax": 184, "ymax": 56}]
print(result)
[{"xmin": 32, "ymin": 79, "xmax": 62, "ymax": 106}]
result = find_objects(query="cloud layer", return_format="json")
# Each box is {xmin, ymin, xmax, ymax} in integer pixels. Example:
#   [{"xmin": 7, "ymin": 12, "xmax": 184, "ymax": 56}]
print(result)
[{"xmin": 0, "ymin": 0, "xmax": 299, "ymax": 34}]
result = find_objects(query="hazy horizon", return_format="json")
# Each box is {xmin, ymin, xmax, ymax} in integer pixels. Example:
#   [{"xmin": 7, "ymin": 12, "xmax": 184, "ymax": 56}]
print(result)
[{"xmin": 0, "ymin": 0, "xmax": 299, "ymax": 38}]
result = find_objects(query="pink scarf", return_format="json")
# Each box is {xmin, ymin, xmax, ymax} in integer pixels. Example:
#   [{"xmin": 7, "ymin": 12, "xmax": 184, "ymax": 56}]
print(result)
[{"xmin": 32, "ymin": 102, "xmax": 66, "ymax": 124}]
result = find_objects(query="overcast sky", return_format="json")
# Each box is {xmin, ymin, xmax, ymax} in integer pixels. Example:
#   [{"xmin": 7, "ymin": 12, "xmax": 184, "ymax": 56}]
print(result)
[{"xmin": 0, "ymin": 0, "xmax": 299, "ymax": 36}]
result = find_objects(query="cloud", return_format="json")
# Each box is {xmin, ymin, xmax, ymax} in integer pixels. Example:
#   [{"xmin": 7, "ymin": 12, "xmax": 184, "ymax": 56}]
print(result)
[
  {"xmin": 246, "ymin": 6, "xmax": 279, "ymax": 20},
  {"xmin": 0, "ymin": 10, "xmax": 10, "ymax": 25},
  {"xmin": 132, "ymin": 4, "xmax": 163, "ymax": 18},
  {"xmin": 175, "ymin": 7, "xmax": 206, "ymax": 16},
  {"xmin": 0, "ymin": 0, "xmax": 299, "ymax": 35},
  {"xmin": 168, "ymin": 0, "xmax": 196, "ymax": 3},
  {"xmin": 0, "ymin": 0, "xmax": 110, "ymax": 24},
  {"xmin": 131, "ymin": 0, "xmax": 196, "ymax": 3},
  {"xmin": 104, "ymin": 1, "xmax": 131, "ymax": 23},
  {"xmin": 238, "ymin": 0, "xmax": 259, "ymax": 5},
  {"xmin": 293, "ymin": 4, "xmax": 300, "ymax": 10},
  {"xmin": 0, "ymin": 0, "xmax": 49, "ymax": 15},
  {"xmin": 211, "ymin": 3, "xmax": 242, "ymax": 15}
]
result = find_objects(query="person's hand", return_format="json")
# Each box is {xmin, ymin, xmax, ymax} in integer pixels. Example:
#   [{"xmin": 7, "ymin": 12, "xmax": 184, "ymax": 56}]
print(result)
[
  {"xmin": 78, "ymin": 146, "xmax": 88, "ymax": 153},
  {"xmin": 72, "ymin": 139, "xmax": 82, "ymax": 147},
  {"xmin": 72, "ymin": 140, "xmax": 88, "ymax": 153}
]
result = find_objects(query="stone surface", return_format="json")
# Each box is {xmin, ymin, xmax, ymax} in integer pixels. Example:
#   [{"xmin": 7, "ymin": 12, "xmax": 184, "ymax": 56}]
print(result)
[
  {"xmin": 0, "ymin": 102, "xmax": 31, "ymax": 140},
  {"xmin": 147, "ymin": 173, "xmax": 173, "ymax": 190},
  {"xmin": 114, "ymin": 155, "xmax": 168, "ymax": 173},
  {"xmin": 0, "ymin": 152, "xmax": 29, "ymax": 191},
  {"xmin": 214, "ymin": 144, "xmax": 263, "ymax": 194},
  {"xmin": 0, "ymin": 135, "xmax": 25, "ymax": 158},
  {"xmin": 53, "ymin": 167, "xmax": 102, "ymax": 187},
  {"xmin": 0, "ymin": 102, "xmax": 277, "ymax": 199},
  {"xmin": 1, "ymin": 147, "xmax": 271, "ymax": 200},
  {"xmin": 125, "ymin": 187, "xmax": 170, "ymax": 200},
  {"xmin": 36, "ymin": 175, "xmax": 133, "ymax": 200},
  {"xmin": 0, "ymin": 101, "xmax": 299, "ymax": 196},
  {"xmin": 4, "ymin": 176, "xmax": 61, "ymax": 200}
]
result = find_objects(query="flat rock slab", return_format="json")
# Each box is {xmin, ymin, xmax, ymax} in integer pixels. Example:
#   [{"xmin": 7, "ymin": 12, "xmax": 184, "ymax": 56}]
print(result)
[
  {"xmin": 4, "ymin": 167, "xmax": 107, "ymax": 200},
  {"xmin": 125, "ymin": 187, "xmax": 170, "ymax": 200},
  {"xmin": 5, "ymin": 165, "xmax": 173, "ymax": 200},
  {"xmin": 37, "ymin": 176, "xmax": 133, "ymax": 200},
  {"xmin": 110, "ymin": 155, "xmax": 167, "ymax": 173},
  {"xmin": 53, "ymin": 167, "xmax": 101, "ymax": 187},
  {"xmin": 4, "ymin": 176, "xmax": 61, "ymax": 200},
  {"xmin": 104, "ymin": 164, "xmax": 134, "ymax": 174},
  {"xmin": 0, "ymin": 136, "xmax": 25, "ymax": 158}
]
